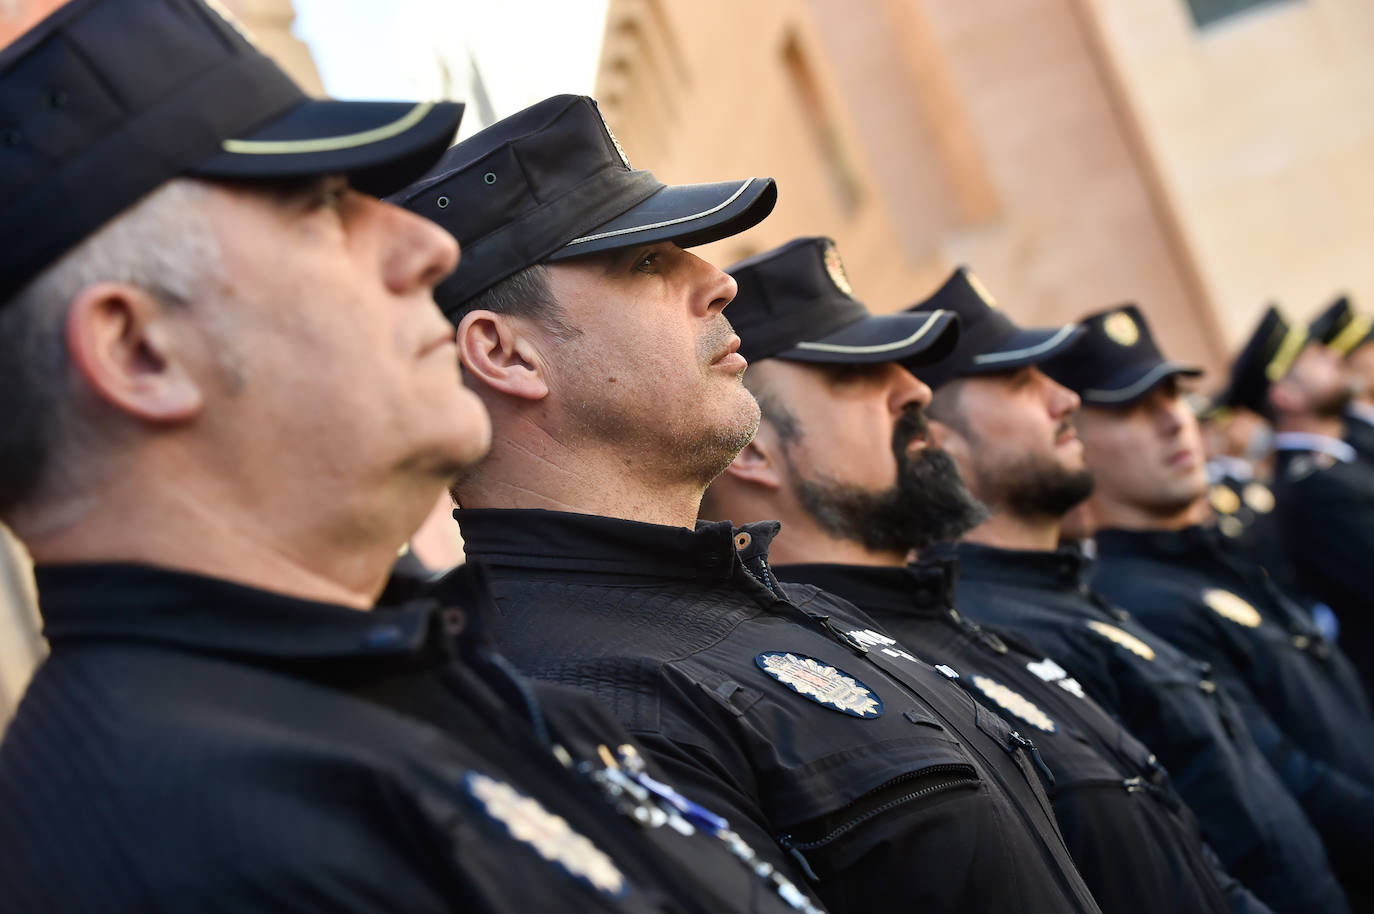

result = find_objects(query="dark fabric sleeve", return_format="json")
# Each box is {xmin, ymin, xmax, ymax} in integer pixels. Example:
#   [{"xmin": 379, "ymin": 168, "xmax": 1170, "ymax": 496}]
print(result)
[{"xmin": 1198, "ymin": 839, "xmax": 1278, "ymax": 914}]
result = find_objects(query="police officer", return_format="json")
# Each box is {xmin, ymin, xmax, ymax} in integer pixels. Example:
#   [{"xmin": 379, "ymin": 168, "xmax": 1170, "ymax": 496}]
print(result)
[
  {"xmin": 699, "ymin": 238, "xmax": 1269, "ymax": 914},
  {"xmin": 393, "ymin": 97, "xmax": 1104, "ymax": 914},
  {"xmin": 910, "ymin": 282, "xmax": 1349, "ymax": 914},
  {"xmin": 0, "ymin": 4, "xmax": 824, "ymax": 912},
  {"xmin": 1044, "ymin": 305, "xmax": 1374, "ymax": 909},
  {"xmin": 1308, "ymin": 295, "xmax": 1374, "ymax": 463},
  {"xmin": 1215, "ymin": 306, "xmax": 1374, "ymax": 703}
]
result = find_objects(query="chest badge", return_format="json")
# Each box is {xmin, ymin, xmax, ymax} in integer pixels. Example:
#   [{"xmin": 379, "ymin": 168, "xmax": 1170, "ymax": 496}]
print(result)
[
  {"xmin": 1242, "ymin": 482, "xmax": 1275, "ymax": 514},
  {"xmin": 756, "ymin": 652, "xmax": 884, "ymax": 719},
  {"xmin": 1086, "ymin": 620, "xmax": 1156, "ymax": 661},
  {"xmin": 970, "ymin": 675, "xmax": 1056, "ymax": 732},
  {"xmin": 465, "ymin": 771, "xmax": 627, "ymax": 896},
  {"xmin": 1203, "ymin": 589, "xmax": 1262, "ymax": 628},
  {"xmin": 1209, "ymin": 485, "xmax": 1241, "ymax": 515}
]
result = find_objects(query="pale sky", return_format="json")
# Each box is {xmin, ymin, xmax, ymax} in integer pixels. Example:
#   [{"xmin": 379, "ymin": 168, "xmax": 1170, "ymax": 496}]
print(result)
[{"xmin": 293, "ymin": 0, "xmax": 609, "ymax": 130}]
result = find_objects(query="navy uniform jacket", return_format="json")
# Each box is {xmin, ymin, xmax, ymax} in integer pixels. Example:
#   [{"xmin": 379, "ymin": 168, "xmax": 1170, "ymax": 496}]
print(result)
[
  {"xmin": 1274, "ymin": 443, "xmax": 1374, "ymax": 703},
  {"xmin": 946, "ymin": 542, "xmax": 1349, "ymax": 914},
  {"xmin": 1093, "ymin": 525, "xmax": 1374, "ymax": 909},
  {"xmin": 778, "ymin": 558, "xmax": 1269, "ymax": 914},
  {"xmin": 0, "ymin": 563, "xmax": 815, "ymax": 914},
  {"xmin": 1342, "ymin": 410, "xmax": 1374, "ymax": 465},
  {"xmin": 459, "ymin": 509, "xmax": 1103, "ymax": 914}
]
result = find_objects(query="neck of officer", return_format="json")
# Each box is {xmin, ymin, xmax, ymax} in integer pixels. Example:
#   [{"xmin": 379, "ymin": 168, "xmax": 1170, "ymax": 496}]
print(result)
[
  {"xmin": 13, "ymin": 452, "xmax": 440, "ymax": 610},
  {"xmin": 1274, "ymin": 410, "xmax": 1344, "ymax": 440},
  {"xmin": 1086, "ymin": 490, "xmax": 1208, "ymax": 533},
  {"xmin": 457, "ymin": 428, "xmax": 705, "ymax": 529},
  {"xmin": 961, "ymin": 504, "xmax": 1062, "ymax": 552}
]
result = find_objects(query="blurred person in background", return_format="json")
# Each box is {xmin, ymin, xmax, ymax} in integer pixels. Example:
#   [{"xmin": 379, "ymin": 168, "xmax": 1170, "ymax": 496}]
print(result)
[
  {"xmin": 1214, "ymin": 307, "xmax": 1374, "ymax": 703},
  {"xmin": 1308, "ymin": 296, "xmax": 1374, "ymax": 464},
  {"xmin": 700, "ymin": 240, "xmax": 1270, "ymax": 914},
  {"xmin": 915, "ymin": 285, "xmax": 1350, "ymax": 914},
  {"xmin": 1045, "ymin": 305, "xmax": 1374, "ymax": 911}
]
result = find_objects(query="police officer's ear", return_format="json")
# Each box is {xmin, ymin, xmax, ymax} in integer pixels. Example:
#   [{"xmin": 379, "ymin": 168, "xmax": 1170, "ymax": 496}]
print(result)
[
  {"xmin": 455, "ymin": 309, "xmax": 550, "ymax": 402},
  {"xmin": 65, "ymin": 282, "xmax": 203, "ymax": 423},
  {"xmin": 718, "ymin": 419, "xmax": 785, "ymax": 492}
]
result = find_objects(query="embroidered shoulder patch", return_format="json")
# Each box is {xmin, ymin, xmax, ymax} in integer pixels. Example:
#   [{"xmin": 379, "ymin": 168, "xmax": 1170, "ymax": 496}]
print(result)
[
  {"xmin": 1203, "ymin": 589, "xmax": 1262, "ymax": 628},
  {"xmin": 970, "ymin": 675, "xmax": 1056, "ymax": 732},
  {"xmin": 465, "ymin": 772, "xmax": 626, "ymax": 896},
  {"xmin": 756, "ymin": 652, "xmax": 883, "ymax": 718},
  {"xmin": 1086, "ymin": 620, "xmax": 1156, "ymax": 661}
]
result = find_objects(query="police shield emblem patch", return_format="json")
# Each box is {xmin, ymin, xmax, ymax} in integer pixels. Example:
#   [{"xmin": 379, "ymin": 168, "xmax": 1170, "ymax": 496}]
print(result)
[
  {"xmin": 971, "ymin": 675, "xmax": 1056, "ymax": 733},
  {"xmin": 756, "ymin": 652, "xmax": 883, "ymax": 718},
  {"xmin": 823, "ymin": 241, "xmax": 855, "ymax": 298},
  {"xmin": 1102, "ymin": 310, "xmax": 1139, "ymax": 347},
  {"xmin": 1086, "ymin": 620, "xmax": 1156, "ymax": 661},
  {"xmin": 1203, "ymin": 589, "xmax": 1262, "ymax": 628},
  {"xmin": 465, "ymin": 772, "xmax": 627, "ymax": 896}
]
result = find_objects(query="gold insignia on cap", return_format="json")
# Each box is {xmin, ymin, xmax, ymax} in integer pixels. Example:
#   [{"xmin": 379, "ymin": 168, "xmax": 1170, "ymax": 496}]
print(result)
[
  {"xmin": 598, "ymin": 111, "xmax": 631, "ymax": 168},
  {"xmin": 1086, "ymin": 620, "xmax": 1156, "ymax": 661},
  {"xmin": 757, "ymin": 652, "xmax": 883, "ymax": 718},
  {"xmin": 971, "ymin": 675, "xmax": 1056, "ymax": 732},
  {"xmin": 1203, "ymin": 589, "xmax": 1262, "ymax": 628},
  {"xmin": 202, "ymin": 0, "xmax": 264, "ymax": 49},
  {"xmin": 823, "ymin": 242, "xmax": 854, "ymax": 298},
  {"xmin": 467, "ymin": 772, "xmax": 626, "ymax": 895},
  {"xmin": 1242, "ymin": 482, "xmax": 1275, "ymax": 514},
  {"xmin": 1102, "ymin": 310, "xmax": 1139, "ymax": 347},
  {"xmin": 1218, "ymin": 515, "xmax": 1245, "ymax": 538},
  {"xmin": 965, "ymin": 271, "xmax": 999, "ymax": 309},
  {"xmin": 1208, "ymin": 485, "xmax": 1241, "ymax": 516}
]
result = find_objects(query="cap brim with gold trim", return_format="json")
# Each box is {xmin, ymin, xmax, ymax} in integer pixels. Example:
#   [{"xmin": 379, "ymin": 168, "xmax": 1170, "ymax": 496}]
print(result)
[{"xmin": 1214, "ymin": 305, "xmax": 1306, "ymax": 415}]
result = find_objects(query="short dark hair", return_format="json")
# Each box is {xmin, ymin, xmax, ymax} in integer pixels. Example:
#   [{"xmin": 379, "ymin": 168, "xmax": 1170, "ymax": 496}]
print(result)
[{"xmin": 448, "ymin": 263, "xmax": 578, "ymax": 341}]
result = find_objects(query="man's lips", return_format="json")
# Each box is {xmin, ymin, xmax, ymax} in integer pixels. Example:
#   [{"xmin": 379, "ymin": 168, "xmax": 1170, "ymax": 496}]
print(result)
[
  {"xmin": 711, "ymin": 335, "xmax": 747, "ymax": 370},
  {"xmin": 1055, "ymin": 425, "xmax": 1078, "ymax": 446}
]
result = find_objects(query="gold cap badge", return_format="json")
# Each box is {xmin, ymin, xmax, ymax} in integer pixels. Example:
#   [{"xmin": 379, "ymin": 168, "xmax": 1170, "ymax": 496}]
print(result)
[
  {"xmin": 1102, "ymin": 310, "xmax": 1139, "ymax": 347},
  {"xmin": 823, "ymin": 242, "xmax": 854, "ymax": 298}
]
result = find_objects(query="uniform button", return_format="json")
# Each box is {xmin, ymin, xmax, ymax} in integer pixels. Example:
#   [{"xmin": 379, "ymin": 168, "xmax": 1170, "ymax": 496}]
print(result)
[
  {"xmin": 440, "ymin": 607, "xmax": 466, "ymax": 636},
  {"xmin": 734, "ymin": 532, "xmax": 752, "ymax": 551},
  {"xmin": 362, "ymin": 624, "xmax": 404, "ymax": 649},
  {"xmin": 1292, "ymin": 634, "xmax": 1311, "ymax": 650},
  {"xmin": 1198, "ymin": 679, "xmax": 1217, "ymax": 694}
]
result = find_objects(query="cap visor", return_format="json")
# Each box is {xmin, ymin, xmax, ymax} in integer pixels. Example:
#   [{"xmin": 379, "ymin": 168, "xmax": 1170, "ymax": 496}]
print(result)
[
  {"xmin": 191, "ymin": 99, "xmax": 464, "ymax": 197},
  {"xmin": 550, "ymin": 177, "xmax": 777, "ymax": 258},
  {"xmin": 777, "ymin": 310, "xmax": 959, "ymax": 370},
  {"xmin": 968, "ymin": 324, "xmax": 1084, "ymax": 372},
  {"xmin": 1081, "ymin": 361, "xmax": 1204, "ymax": 406}
]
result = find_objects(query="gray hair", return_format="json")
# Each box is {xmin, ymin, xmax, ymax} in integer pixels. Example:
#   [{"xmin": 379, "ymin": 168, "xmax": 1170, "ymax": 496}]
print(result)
[{"xmin": 0, "ymin": 178, "xmax": 222, "ymax": 518}]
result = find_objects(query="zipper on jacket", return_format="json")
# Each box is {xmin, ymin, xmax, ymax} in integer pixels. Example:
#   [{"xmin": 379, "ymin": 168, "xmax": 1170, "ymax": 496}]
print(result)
[{"xmin": 777, "ymin": 764, "xmax": 978, "ymax": 854}]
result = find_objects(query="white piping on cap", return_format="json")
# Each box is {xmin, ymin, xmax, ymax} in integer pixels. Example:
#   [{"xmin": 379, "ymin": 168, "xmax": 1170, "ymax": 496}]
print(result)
[
  {"xmin": 563, "ymin": 178, "xmax": 755, "ymax": 246},
  {"xmin": 973, "ymin": 325, "xmax": 1078, "ymax": 365},
  {"xmin": 793, "ymin": 311, "xmax": 947, "ymax": 355},
  {"xmin": 222, "ymin": 102, "xmax": 435, "ymax": 155},
  {"xmin": 1083, "ymin": 362, "xmax": 1198, "ymax": 403}
]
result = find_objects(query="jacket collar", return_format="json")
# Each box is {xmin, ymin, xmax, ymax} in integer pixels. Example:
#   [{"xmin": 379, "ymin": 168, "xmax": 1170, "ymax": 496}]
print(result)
[
  {"xmin": 456, "ymin": 507, "xmax": 783, "ymax": 580},
  {"xmin": 1094, "ymin": 524, "xmax": 1217, "ymax": 561},
  {"xmin": 944, "ymin": 541, "xmax": 1092, "ymax": 591},
  {"xmin": 776, "ymin": 558, "xmax": 958, "ymax": 617},
  {"xmin": 34, "ymin": 561, "xmax": 497, "ymax": 663}
]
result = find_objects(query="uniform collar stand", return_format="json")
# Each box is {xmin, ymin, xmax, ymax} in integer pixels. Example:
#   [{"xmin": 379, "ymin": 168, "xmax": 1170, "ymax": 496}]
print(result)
[
  {"xmin": 775, "ymin": 559, "xmax": 958, "ymax": 617},
  {"xmin": 456, "ymin": 507, "xmax": 782, "ymax": 579},
  {"xmin": 33, "ymin": 562, "xmax": 493, "ymax": 662},
  {"xmin": 946, "ymin": 541, "xmax": 1091, "ymax": 590},
  {"xmin": 1094, "ymin": 525, "xmax": 1215, "ymax": 560}
]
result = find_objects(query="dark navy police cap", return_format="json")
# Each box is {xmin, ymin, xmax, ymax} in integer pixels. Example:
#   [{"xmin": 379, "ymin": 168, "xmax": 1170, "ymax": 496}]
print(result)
[
  {"xmin": 904, "ymin": 267, "xmax": 1084, "ymax": 390},
  {"xmin": 1309, "ymin": 295, "xmax": 1374, "ymax": 358},
  {"xmin": 1041, "ymin": 304, "xmax": 1201, "ymax": 407},
  {"xmin": 390, "ymin": 94, "xmax": 777, "ymax": 315},
  {"xmin": 0, "ymin": 0, "xmax": 464, "ymax": 302},
  {"xmin": 1213, "ymin": 305, "xmax": 1306, "ymax": 415},
  {"xmin": 724, "ymin": 237, "xmax": 958, "ymax": 370}
]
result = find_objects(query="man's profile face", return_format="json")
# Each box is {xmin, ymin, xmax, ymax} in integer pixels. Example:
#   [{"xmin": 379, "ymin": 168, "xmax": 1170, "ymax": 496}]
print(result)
[
  {"xmin": 1075, "ymin": 379, "xmax": 1208, "ymax": 520},
  {"xmin": 539, "ymin": 241, "xmax": 760, "ymax": 483},
  {"xmin": 935, "ymin": 366, "xmax": 1093, "ymax": 520},
  {"xmin": 1285, "ymin": 342, "xmax": 1353, "ymax": 419},
  {"xmin": 756, "ymin": 359, "xmax": 984, "ymax": 551},
  {"xmin": 199, "ymin": 176, "xmax": 491, "ymax": 480}
]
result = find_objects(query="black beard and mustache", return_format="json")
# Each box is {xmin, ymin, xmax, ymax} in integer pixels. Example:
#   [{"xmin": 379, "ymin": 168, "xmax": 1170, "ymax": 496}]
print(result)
[
  {"xmin": 787, "ymin": 406, "xmax": 989, "ymax": 552},
  {"xmin": 983, "ymin": 417, "xmax": 1096, "ymax": 521}
]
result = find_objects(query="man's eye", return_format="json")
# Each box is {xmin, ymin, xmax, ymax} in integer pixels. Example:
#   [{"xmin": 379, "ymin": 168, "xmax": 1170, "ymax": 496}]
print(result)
[{"xmin": 634, "ymin": 251, "xmax": 660, "ymax": 273}]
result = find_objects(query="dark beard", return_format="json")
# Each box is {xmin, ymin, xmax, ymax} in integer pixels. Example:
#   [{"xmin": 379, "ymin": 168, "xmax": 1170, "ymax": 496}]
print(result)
[
  {"xmin": 990, "ymin": 457, "xmax": 1095, "ymax": 520},
  {"xmin": 790, "ymin": 407, "xmax": 988, "ymax": 551}
]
